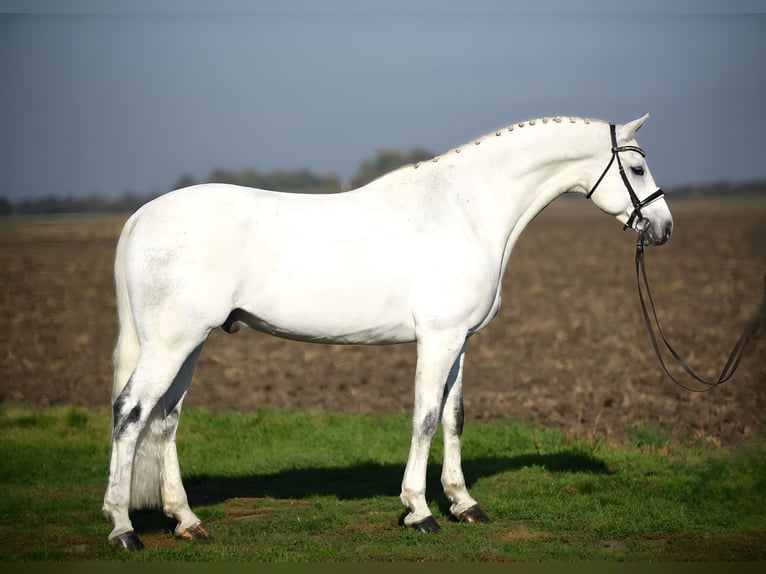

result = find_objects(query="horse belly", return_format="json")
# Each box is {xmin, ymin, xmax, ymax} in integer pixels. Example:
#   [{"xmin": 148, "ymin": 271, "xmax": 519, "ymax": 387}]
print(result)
[
  {"xmin": 228, "ymin": 305, "xmax": 416, "ymax": 345},
  {"xmin": 216, "ymin": 208, "xmax": 418, "ymax": 344},
  {"xmin": 234, "ymin": 251, "xmax": 418, "ymax": 345}
]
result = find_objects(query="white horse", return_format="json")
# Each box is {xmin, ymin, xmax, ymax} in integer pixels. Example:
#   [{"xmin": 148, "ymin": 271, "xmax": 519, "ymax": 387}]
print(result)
[{"xmin": 103, "ymin": 114, "xmax": 672, "ymax": 550}]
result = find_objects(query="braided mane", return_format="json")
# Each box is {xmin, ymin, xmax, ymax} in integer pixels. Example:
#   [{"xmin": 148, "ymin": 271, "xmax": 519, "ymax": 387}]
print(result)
[{"xmin": 410, "ymin": 116, "xmax": 606, "ymax": 170}]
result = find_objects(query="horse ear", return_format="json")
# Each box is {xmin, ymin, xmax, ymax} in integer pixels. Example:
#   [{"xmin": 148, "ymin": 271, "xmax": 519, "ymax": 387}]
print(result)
[{"xmin": 617, "ymin": 113, "xmax": 650, "ymax": 142}]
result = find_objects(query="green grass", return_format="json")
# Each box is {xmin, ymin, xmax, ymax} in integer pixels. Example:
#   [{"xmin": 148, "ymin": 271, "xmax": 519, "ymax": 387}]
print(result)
[{"xmin": 1, "ymin": 406, "xmax": 764, "ymax": 562}]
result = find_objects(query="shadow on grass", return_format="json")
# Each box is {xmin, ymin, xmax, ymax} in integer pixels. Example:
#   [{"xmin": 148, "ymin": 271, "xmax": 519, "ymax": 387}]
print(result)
[
  {"xmin": 127, "ymin": 451, "xmax": 610, "ymax": 535},
  {"xmin": 185, "ymin": 450, "xmax": 613, "ymax": 507}
]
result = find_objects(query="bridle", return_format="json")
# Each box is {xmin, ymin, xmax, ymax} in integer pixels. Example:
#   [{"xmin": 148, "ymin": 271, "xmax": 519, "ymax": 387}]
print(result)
[
  {"xmin": 586, "ymin": 123, "xmax": 665, "ymax": 231},
  {"xmin": 588, "ymin": 125, "xmax": 765, "ymax": 392}
]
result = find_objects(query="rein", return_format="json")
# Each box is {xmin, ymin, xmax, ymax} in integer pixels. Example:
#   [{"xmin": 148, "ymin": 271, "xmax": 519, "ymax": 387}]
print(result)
[{"xmin": 635, "ymin": 231, "xmax": 766, "ymax": 393}]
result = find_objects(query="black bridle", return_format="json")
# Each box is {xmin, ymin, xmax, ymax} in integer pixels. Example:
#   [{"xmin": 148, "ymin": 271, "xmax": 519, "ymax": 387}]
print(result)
[
  {"xmin": 589, "ymin": 124, "xmax": 765, "ymax": 392},
  {"xmin": 586, "ymin": 123, "xmax": 665, "ymax": 231}
]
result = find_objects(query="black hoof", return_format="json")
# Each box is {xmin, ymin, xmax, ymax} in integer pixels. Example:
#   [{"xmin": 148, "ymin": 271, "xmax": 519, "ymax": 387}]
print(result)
[
  {"xmin": 410, "ymin": 515, "xmax": 441, "ymax": 533},
  {"xmin": 177, "ymin": 523, "xmax": 210, "ymax": 541},
  {"xmin": 110, "ymin": 531, "xmax": 145, "ymax": 551},
  {"xmin": 458, "ymin": 504, "xmax": 489, "ymax": 524}
]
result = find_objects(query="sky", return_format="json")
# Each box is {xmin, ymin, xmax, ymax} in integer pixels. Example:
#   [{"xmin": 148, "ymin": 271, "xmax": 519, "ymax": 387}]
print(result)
[{"xmin": 1, "ymin": 0, "xmax": 765, "ymax": 201}]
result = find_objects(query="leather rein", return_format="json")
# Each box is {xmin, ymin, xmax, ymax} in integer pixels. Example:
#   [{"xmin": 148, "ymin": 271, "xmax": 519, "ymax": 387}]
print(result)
[
  {"xmin": 589, "ymin": 123, "xmax": 765, "ymax": 392},
  {"xmin": 634, "ymin": 233, "xmax": 765, "ymax": 392}
]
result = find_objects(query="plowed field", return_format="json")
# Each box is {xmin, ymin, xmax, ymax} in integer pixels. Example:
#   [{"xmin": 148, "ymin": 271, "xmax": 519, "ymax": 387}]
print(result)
[{"xmin": 2, "ymin": 195, "xmax": 764, "ymax": 446}]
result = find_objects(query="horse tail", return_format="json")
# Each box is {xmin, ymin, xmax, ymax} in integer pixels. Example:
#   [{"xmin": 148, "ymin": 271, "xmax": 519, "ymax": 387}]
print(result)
[
  {"xmin": 111, "ymin": 209, "xmax": 164, "ymax": 510},
  {"xmin": 112, "ymin": 210, "xmax": 141, "ymax": 401}
]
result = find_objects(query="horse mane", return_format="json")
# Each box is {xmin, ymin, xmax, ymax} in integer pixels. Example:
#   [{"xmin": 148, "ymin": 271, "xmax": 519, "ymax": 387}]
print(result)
[
  {"xmin": 408, "ymin": 116, "xmax": 607, "ymax": 171},
  {"xmin": 356, "ymin": 116, "xmax": 608, "ymax": 189}
]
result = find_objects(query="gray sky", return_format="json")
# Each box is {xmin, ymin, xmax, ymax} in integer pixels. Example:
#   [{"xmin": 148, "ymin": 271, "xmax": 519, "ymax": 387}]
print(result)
[{"xmin": 1, "ymin": 0, "xmax": 765, "ymax": 201}]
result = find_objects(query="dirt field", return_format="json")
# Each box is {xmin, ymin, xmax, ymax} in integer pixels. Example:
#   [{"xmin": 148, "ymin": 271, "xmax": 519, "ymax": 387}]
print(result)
[{"xmin": 2, "ymin": 195, "xmax": 765, "ymax": 447}]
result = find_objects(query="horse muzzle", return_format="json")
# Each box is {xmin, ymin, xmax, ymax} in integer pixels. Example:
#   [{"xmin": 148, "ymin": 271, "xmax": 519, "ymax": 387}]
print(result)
[{"xmin": 637, "ymin": 217, "xmax": 673, "ymax": 246}]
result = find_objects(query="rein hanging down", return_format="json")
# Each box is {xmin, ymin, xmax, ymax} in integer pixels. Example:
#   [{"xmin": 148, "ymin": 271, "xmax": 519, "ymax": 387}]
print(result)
[{"xmin": 634, "ymin": 233, "xmax": 766, "ymax": 392}]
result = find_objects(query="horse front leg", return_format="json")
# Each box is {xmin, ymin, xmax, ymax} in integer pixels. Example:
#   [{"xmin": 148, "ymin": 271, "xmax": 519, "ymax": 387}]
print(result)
[
  {"xmin": 440, "ymin": 345, "xmax": 489, "ymax": 524},
  {"xmin": 400, "ymin": 329, "xmax": 467, "ymax": 532}
]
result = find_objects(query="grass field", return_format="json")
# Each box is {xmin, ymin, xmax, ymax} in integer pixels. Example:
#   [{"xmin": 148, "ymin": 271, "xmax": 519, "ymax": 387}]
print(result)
[{"xmin": 1, "ymin": 406, "xmax": 764, "ymax": 562}]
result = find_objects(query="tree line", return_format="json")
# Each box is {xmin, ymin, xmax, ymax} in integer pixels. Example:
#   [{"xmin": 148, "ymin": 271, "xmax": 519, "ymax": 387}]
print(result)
[
  {"xmin": 1, "ymin": 148, "xmax": 434, "ymax": 215},
  {"xmin": 2, "ymin": 150, "xmax": 764, "ymax": 215}
]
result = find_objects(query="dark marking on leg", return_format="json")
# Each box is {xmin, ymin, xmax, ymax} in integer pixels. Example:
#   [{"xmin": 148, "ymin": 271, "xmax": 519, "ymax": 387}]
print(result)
[
  {"xmin": 454, "ymin": 397, "xmax": 464, "ymax": 436},
  {"xmin": 114, "ymin": 404, "xmax": 142, "ymax": 438},
  {"xmin": 112, "ymin": 394, "xmax": 126, "ymax": 427},
  {"xmin": 420, "ymin": 410, "xmax": 439, "ymax": 438}
]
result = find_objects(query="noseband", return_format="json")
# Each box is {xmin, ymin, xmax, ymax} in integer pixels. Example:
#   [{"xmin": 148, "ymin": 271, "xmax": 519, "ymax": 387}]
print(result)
[{"xmin": 586, "ymin": 123, "xmax": 665, "ymax": 230}]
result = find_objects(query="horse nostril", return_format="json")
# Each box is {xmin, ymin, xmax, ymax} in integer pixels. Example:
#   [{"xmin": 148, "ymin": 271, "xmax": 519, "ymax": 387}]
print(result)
[{"xmin": 664, "ymin": 221, "xmax": 673, "ymax": 241}]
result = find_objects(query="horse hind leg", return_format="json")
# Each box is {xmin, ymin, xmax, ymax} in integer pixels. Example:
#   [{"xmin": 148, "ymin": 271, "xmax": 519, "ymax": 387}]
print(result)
[
  {"xmin": 155, "ymin": 344, "xmax": 210, "ymax": 541},
  {"xmin": 103, "ymin": 338, "xmax": 206, "ymax": 550}
]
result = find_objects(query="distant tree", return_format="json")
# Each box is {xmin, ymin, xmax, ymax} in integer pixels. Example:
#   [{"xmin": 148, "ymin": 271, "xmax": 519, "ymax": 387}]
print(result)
[
  {"xmin": 202, "ymin": 167, "xmax": 341, "ymax": 194},
  {"xmin": 350, "ymin": 147, "xmax": 433, "ymax": 188},
  {"xmin": 318, "ymin": 173, "xmax": 343, "ymax": 193},
  {"xmin": 114, "ymin": 190, "xmax": 155, "ymax": 212},
  {"xmin": 238, "ymin": 169, "xmax": 263, "ymax": 189},
  {"xmin": 172, "ymin": 173, "xmax": 197, "ymax": 190},
  {"xmin": 208, "ymin": 168, "xmax": 240, "ymax": 186},
  {"xmin": 0, "ymin": 196, "xmax": 12, "ymax": 216}
]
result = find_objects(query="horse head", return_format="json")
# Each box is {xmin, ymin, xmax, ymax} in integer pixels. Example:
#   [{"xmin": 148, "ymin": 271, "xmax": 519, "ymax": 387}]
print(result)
[{"xmin": 586, "ymin": 114, "xmax": 673, "ymax": 246}]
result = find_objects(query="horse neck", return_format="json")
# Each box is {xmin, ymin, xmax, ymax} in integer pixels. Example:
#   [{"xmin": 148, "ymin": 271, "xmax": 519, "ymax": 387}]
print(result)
[{"xmin": 441, "ymin": 120, "xmax": 605, "ymax": 265}]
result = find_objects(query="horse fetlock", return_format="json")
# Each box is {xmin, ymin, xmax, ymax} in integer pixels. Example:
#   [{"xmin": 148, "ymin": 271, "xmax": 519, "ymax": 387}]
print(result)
[
  {"xmin": 102, "ymin": 499, "xmax": 131, "ymax": 528},
  {"xmin": 400, "ymin": 499, "xmax": 436, "ymax": 530},
  {"xmin": 447, "ymin": 497, "xmax": 477, "ymax": 518},
  {"xmin": 167, "ymin": 505, "xmax": 203, "ymax": 530},
  {"xmin": 399, "ymin": 489, "xmax": 427, "ymax": 514}
]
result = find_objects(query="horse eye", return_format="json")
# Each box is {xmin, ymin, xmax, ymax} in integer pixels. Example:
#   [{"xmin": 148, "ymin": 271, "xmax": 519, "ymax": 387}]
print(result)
[{"xmin": 631, "ymin": 166, "xmax": 645, "ymax": 176}]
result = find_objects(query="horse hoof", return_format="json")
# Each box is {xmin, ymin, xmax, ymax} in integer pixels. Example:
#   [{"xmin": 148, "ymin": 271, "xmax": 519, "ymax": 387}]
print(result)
[
  {"xmin": 410, "ymin": 515, "xmax": 441, "ymax": 533},
  {"xmin": 176, "ymin": 523, "xmax": 210, "ymax": 541},
  {"xmin": 458, "ymin": 504, "xmax": 489, "ymax": 524},
  {"xmin": 110, "ymin": 531, "xmax": 145, "ymax": 551}
]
